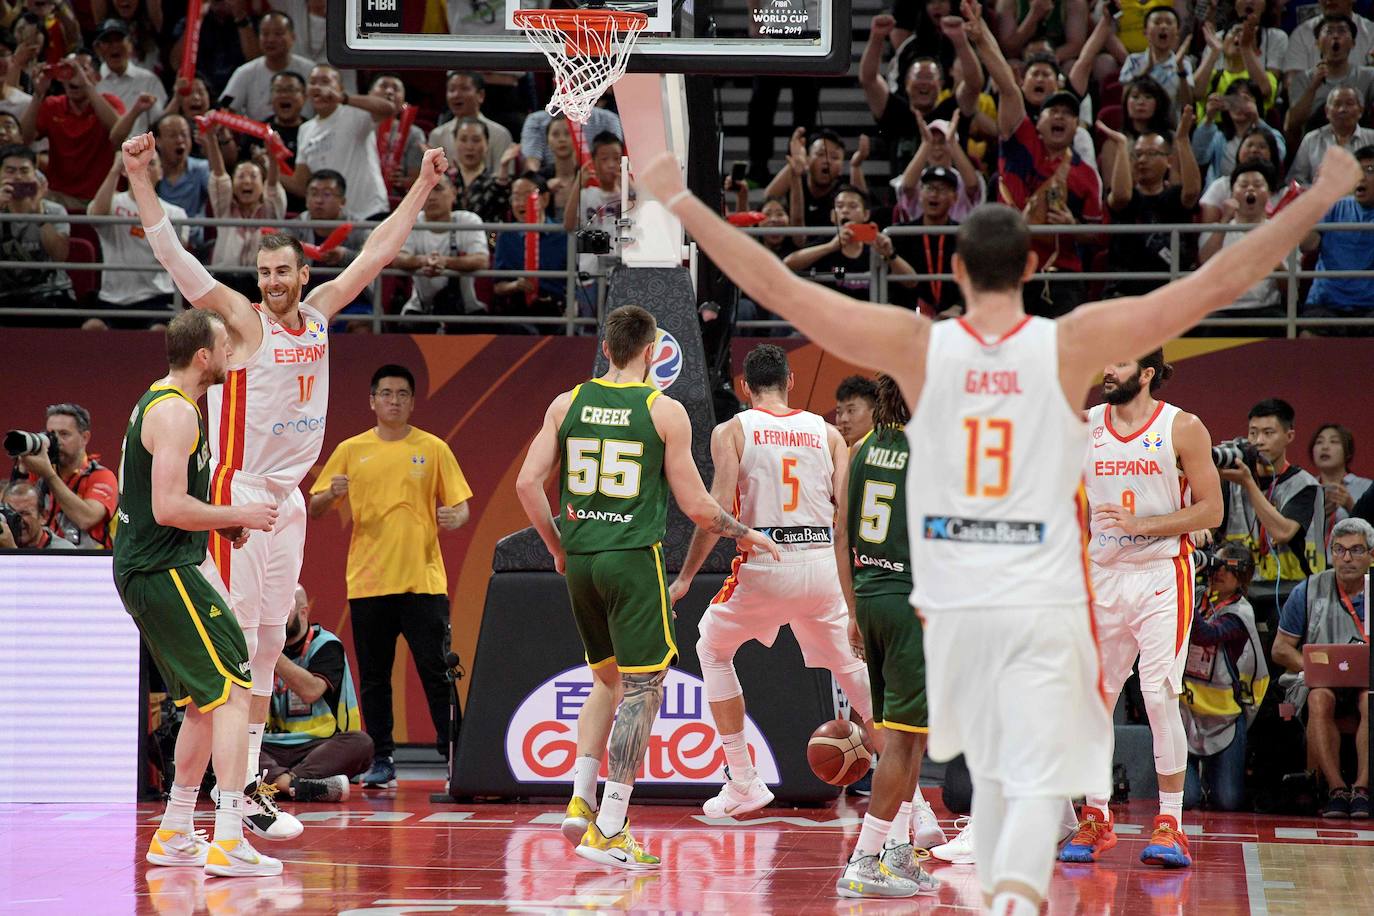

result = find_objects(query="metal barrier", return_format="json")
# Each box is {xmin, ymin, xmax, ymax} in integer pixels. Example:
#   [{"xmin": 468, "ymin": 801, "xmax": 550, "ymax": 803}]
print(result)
[{"xmin": 2, "ymin": 213, "xmax": 1372, "ymax": 337}]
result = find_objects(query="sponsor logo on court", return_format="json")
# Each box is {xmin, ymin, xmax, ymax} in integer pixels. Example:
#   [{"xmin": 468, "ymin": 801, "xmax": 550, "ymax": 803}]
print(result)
[
  {"xmin": 649, "ymin": 329, "xmax": 683, "ymax": 391},
  {"xmin": 506, "ymin": 666, "xmax": 780, "ymax": 785},
  {"xmin": 271, "ymin": 416, "xmax": 326, "ymax": 436},
  {"xmin": 922, "ymin": 516, "xmax": 1045, "ymax": 545}
]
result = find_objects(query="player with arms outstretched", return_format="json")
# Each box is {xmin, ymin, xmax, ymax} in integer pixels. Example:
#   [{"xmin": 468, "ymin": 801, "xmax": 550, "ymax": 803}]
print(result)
[
  {"xmin": 638, "ymin": 92, "xmax": 1360, "ymax": 912},
  {"xmin": 121, "ymin": 132, "xmax": 450, "ymax": 840},
  {"xmin": 515, "ymin": 305, "xmax": 779, "ymax": 871}
]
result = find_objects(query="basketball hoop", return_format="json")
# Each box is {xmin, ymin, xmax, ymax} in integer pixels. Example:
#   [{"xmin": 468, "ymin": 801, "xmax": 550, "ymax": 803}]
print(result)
[{"xmin": 514, "ymin": 7, "xmax": 648, "ymax": 125}]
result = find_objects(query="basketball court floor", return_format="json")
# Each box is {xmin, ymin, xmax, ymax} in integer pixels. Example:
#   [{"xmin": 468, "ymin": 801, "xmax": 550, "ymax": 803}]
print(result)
[{"xmin": 4, "ymin": 783, "xmax": 1369, "ymax": 914}]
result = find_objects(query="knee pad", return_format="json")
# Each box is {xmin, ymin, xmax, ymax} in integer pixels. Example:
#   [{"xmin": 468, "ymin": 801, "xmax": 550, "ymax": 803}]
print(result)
[
  {"xmin": 1141, "ymin": 685, "xmax": 1188, "ymax": 776},
  {"xmin": 241, "ymin": 625, "xmax": 259, "ymax": 681},
  {"xmin": 695, "ymin": 635, "xmax": 742, "ymax": 703},
  {"xmin": 250, "ymin": 623, "xmax": 286, "ymax": 697}
]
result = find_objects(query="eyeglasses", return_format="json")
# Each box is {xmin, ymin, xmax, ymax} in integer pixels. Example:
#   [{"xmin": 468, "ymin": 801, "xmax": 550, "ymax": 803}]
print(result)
[
  {"xmin": 1331, "ymin": 545, "xmax": 1370, "ymax": 559},
  {"xmin": 375, "ymin": 390, "xmax": 413, "ymax": 401}
]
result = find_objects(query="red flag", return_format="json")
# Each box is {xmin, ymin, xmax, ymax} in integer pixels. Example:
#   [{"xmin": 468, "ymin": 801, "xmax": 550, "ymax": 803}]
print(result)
[
  {"xmin": 197, "ymin": 111, "xmax": 295, "ymax": 177},
  {"xmin": 179, "ymin": 0, "xmax": 204, "ymax": 94},
  {"xmin": 260, "ymin": 224, "xmax": 353, "ymax": 261},
  {"xmin": 523, "ymin": 189, "xmax": 540, "ymax": 306}
]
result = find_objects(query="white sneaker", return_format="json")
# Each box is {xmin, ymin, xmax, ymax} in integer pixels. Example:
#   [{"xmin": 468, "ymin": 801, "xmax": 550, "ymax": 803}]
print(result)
[
  {"xmin": 929, "ymin": 815, "xmax": 975, "ymax": 865},
  {"xmin": 211, "ymin": 777, "xmax": 305, "ymax": 841},
  {"xmin": 835, "ymin": 853, "xmax": 920, "ymax": 898},
  {"xmin": 204, "ymin": 837, "xmax": 284, "ymax": 877},
  {"xmin": 913, "ymin": 801, "xmax": 947, "ymax": 850},
  {"xmin": 702, "ymin": 776, "xmax": 774, "ymax": 818},
  {"xmin": 146, "ymin": 828, "xmax": 211, "ymax": 867},
  {"xmin": 880, "ymin": 840, "xmax": 941, "ymax": 893}
]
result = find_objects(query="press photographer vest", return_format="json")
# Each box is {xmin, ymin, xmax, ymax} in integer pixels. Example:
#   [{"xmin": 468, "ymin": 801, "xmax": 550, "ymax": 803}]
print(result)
[
  {"xmin": 266, "ymin": 625, "xmax": 361, "ymax": 746},
  {"xmin": 1181, "ymin": 596, "xmax": 1269, "ymax": 757},
  {"xmin": 1223, "ymin": 465, "xmax": 1325, "ymax": 582}
]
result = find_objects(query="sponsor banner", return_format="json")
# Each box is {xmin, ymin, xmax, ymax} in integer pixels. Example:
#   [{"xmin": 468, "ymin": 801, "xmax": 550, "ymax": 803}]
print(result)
[{"xmin": 506, "ymin": 666, "xmax": 780, "ymax": 785}]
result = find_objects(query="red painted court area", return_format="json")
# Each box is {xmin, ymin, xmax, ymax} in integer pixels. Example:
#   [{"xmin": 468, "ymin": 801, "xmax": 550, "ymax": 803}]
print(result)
[{"xmin": 3, "ymin": 784, "xmax": 1370, "ymax": 914}]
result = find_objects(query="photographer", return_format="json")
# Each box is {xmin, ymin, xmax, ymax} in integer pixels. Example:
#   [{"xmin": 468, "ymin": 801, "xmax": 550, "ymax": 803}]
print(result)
[
  {"xmin": 12, "ymin": 403, "xmax": 118, "ymax": 548},
  {"xmin": 1218, "ymin": 398, "xmax": 1326, "ymax": 585},
  {"xmin": 0, "ymin": 480, "xmax": 75, "ymax": 549},
  {"xmin": 0, "ymin": 143, "xmax": 73, "ymax": 321}
]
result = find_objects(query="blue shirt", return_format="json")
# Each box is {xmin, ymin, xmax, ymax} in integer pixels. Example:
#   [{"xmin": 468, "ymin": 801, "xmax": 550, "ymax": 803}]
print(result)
[
  {"xmin": 1278, "ymin": 578, "xmax": 1367, "ymax": 638},
  {"xmin": 493, "ymin": 220, "xmax": 569, "ymax": 300},
  {"xmin": 1306, "ymin": 196, "xmax": 1374, "ymax": 310}
]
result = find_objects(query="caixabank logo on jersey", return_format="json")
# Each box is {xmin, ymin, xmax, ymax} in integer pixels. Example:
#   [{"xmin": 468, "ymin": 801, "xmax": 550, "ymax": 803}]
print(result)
[
  {"xmin": 506, "ymin": 666, "xmax": 780, "ymax": 785},
  {"xmin": 648, "ymin": 328, "xmax": 683, "ymax": 391}
]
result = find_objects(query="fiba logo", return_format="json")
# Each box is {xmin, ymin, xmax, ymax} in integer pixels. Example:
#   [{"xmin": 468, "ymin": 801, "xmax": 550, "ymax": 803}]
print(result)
[
  {"xmin": 649, "ymin": 328, "xmax": 683, "ymax": 390},
  {"xmin": 1142, "ymin": 432, "xmax": 1163, "ymax": 452}
]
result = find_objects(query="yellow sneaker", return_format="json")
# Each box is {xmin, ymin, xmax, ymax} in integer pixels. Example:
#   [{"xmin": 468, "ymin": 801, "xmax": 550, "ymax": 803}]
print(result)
[
  {"xmin": 562, "ymin": 796, "xmax": 596, "ymax": 846},
  {"xmin": 574, "ymin": 820, "xmax": 661, "ymax": 871}
]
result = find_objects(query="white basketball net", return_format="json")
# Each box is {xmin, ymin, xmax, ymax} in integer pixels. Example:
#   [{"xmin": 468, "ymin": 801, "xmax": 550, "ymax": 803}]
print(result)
[{"xmin": 514, "ymin": 11, "xmax": 647, "ymax": 125}]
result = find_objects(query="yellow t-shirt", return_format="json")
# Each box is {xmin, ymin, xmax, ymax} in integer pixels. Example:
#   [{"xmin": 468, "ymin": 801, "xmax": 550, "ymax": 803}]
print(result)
[
  {"xmin": 311, "ymin": 427, "xmax": 473, "ymax": 600},
  {"xmin": 1117, "ymin": 0, "xmax": 1175, "ymax": 55}
]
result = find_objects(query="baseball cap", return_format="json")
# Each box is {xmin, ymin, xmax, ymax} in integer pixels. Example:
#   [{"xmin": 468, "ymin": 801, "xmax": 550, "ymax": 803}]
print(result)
[
  {"xmin": 1042, "ymin": 90, "xmax": 1081, "ymax": 115},
  {"xmin": 96, "ymin": 19, "xmax": 130, "ymax": 40},
  {"xmin": 927, "ymin": 118, "xmax": 954, "ymax": 138},
  {"xmin": 921, "ymin": 165, "xmax": 959, "ymax": 189}
]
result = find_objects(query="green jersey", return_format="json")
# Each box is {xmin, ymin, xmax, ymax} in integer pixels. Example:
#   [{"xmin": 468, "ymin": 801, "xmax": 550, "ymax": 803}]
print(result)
[
  {"xmin": 557, "ymin": 378, "xmax": 668, "ymax": 555},
  {"xmin": 847, "ymin": 425, "xmax": 912, "ymax": 597},
  {"xmin": 113, "ymin": 383, "xmax": 213, "ymax": 583}
]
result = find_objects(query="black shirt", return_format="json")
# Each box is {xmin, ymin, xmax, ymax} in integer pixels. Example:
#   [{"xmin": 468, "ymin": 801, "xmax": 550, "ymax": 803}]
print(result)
[
  {"xmin": 805, "ymin": 248, "xmax": 873, "ymax": 301},
  {"xmin": 1223, "ymin": 463, "xmax": 1319, "ymax": 557},
  {"xmin": 282, "ymin": 626, "xmax": 346, "ymax": 712},
  {"xmin": 1105, "ymin": 185, "xmax": 1197, "ymax": 297},
  {"xmin": 876, "ymin": 93, "xmax": 964, "ymax": 169},
  {"xmin": 889, "ymin": 219, "xmax": 961, "ymax": 314}
]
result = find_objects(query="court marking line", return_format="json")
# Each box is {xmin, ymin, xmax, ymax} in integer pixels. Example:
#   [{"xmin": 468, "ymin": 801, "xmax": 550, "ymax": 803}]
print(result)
[{"xmin": 1242, "ymin": 841, "xmax": 1269, "ymax": 916}]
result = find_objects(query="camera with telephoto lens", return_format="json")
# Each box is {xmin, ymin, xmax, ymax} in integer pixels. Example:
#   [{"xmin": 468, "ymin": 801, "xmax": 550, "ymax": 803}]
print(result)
[
  {"xmin": 1192, "ymin": 546, "xmax": 1256, "ymax": 579},
  {"xmin": 1211, "ymin": 436, "xmax": 1261, "ymax": 473},
  {"xmin": 5, "ymin": 430, "xmax": 60, "ymax": 466},
  {"xmin": 0, "ymin": 504, "xmax": 23, "ymax": 544}
]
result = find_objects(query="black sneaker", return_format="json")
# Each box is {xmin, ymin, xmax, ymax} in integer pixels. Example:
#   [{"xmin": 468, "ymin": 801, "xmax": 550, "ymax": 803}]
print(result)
[
  {"xmin": 293, "ymin": 775, "xmax": 350, "ymax": 803},
  {"xmin": 1349, "ymin": 787, "xmax": 1371, "ymax": 820},
  {"xmin": 1321, "ymin": 787, "xmax": 1352, "ymax": 818}
]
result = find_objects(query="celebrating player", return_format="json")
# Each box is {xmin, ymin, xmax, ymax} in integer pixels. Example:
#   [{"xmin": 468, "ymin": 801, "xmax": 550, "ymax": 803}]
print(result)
[
  {"xmin": 668, "ymin": 344, "xmax": 874, "ymax": 821},
  {"xmin": 113, "ymin": 310, "xmax": 280, "ymax": 877},
  {"xmin": 1061, "ymin": 352, "xmax": 1221, "ymax": 869},
  {"xmin": 638, "ymin": 129, "xmax": 1360, "ymax": 914},
  {"xmin": 122, "ymin": 131, "xmax": 451, "ymax": 840},
  {"xmin": 515, "ymin": 305, "xmax": 778, "ymax": 871}
]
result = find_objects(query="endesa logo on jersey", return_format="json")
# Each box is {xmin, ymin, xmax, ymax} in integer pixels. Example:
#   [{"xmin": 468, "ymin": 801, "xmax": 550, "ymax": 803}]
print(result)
[
  {"xmin": 271, "ymin": 415, "xmax": 325, "ymax": 436},
  {"xmin": 648, "ymin": 328, "xmax": 683, "ymax": 391},
  {"xmin": 507, "ymin": 666, "xmax": 780, "ymax": 785}
]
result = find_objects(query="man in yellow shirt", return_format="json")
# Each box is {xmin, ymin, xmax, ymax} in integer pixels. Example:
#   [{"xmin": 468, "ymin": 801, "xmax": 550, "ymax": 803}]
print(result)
[{"xmin": 308, "ymin": 364, "xmax": 473, "ymax": 788}]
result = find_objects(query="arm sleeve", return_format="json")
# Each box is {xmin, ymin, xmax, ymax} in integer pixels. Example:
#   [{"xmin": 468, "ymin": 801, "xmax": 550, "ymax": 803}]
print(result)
[
  {"xmin": 437, "ymin": 444, "xmax": 473, "ymax": 507},
  {"xmin": 1277, "ymin": 579, "xmax": 1309, "ymax": 637},
  {"xmin": 308, "ymin": 444, "xmax": 348, "ymax": 494},
  {"xmin": 143, "ymin": 214, "xmax": 216, "ymax": 300}
]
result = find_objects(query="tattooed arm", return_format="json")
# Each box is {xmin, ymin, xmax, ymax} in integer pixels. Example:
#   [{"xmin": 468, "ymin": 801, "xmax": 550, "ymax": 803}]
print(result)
[
  {"xmin": 605, "ymin": 669, "xmax": 668, "ymax": 787},
  {"xmin": 669, "ymin": 419, "xmax": 745, "ymax": 601}
]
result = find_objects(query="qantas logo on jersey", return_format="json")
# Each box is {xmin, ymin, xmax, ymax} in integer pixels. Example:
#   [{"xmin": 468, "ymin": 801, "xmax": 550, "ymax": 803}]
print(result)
[
  {"xmin": 964, "ymin": 370, "xmax": 1023, "ymax": 395},
  {"xmin": 565, "ymin": 503, "xmax": 634, "ymax": 524},
  {"xmin": 273, "ymin": 343, "xmax": 327, "ymax": 364},
  {"xmin": 1094, "ymin": 459, "xmax": 1164, "ymax": 476},
  {"xmin": 865, "ymin": 447, "xmax": 908, "ymax": 470},
  {"xmin": 752, "ymin": 429, "xmax": 824, "ymax": 449},
  {"xmin": 923, "ymin": 516, "xmax": 1045, "ymax": 545},
  {"xmin": 854, "ymin": 550, "xmax": 906, "ymax": 572}
]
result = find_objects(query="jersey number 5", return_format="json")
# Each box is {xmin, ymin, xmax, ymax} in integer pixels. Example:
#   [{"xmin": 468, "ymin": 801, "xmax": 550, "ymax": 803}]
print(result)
[
  {"xmin": 859, "ymin": 480, "xmax": 896, "ymax": 543},
  {"xmin": 566, "ymin": 438, "xmax": 643, "ymax": 499},
  {"xmin": 963, "ymin": 417, "xmax": 1012, "ymax": 498}
]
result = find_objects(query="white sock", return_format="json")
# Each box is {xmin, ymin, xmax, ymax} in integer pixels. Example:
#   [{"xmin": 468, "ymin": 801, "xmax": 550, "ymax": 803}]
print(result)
[
  {"xmin": 214, "ymin": 789, "xmax": 245, "ymax": 843},
  {"xmin": 1159, "ymin": 790, "xmax": 1183, "ymax": 825},
  {"xmin": 991, "ymin": 891, "xmax": 1040, "ymax": 916},
  {"xmin": 855, "ymin": 812, "xmax": 892, "ymax": 858},
  {"xmin": 888, "ymin": 801, "xmax": 913, "ymax": 846},
  {"xmin": 245, "ymin": 723, "xmax": 265, "ymax": 787},
  {"xmin": 1084, "ymin": 794, "xmax": 1111, "ymax": 819},
  {"xmin": 595, "ymin": 780, "xmax": 632, "ymax": 837},
  {"xmin": 160, "ymin": 783, "xmax": 199, "ymax": 834},
  {"xmin": 572, "ymin": 755, "xmax": 600, "ymax": 808},
  {"xmin": 720, "ymin": 731, "xmax": 756, "ymax": 784}
]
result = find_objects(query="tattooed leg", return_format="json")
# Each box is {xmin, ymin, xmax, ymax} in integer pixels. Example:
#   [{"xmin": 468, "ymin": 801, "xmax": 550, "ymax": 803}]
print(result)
[{"xmin": 594, "ymin": 669, "xmax": 667, "ymax": 837}]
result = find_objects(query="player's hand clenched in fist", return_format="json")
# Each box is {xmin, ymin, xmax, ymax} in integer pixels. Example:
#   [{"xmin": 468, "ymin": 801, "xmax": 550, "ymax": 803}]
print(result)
[
  {"xmin": 122, "ymin": 132, "xmax": 157, "ymax": 177},
  {"xmin": 419, "ymin": 147, "xmax": 449, "ymax": 186},
  {"xmin": 237, "ymin": 502, "xmax": 278, "ymax": 532}
]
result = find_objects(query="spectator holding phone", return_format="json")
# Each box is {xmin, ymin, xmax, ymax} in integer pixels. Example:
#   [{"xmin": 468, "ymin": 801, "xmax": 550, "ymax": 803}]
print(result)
[
  {"xmin": 782, "ymin": 185, "xmax": 914, "ymax": 302},
  {"xmin": 0, "ymin": 142, "xmax": 71, "ymax": 321},
  {"xmin": 1192, "ymin": 80, "xmax": 1285, "ymax": 185}
]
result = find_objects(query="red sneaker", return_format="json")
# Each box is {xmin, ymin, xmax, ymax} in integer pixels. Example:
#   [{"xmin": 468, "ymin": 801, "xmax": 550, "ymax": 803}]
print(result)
[
  {"xmin": 1140, "ymin": 814, "xmax": 1192, "ymax": 868},
  {"xmin": 1058, "ymin": 806, "xmax": 1118, "ymax": 863}
]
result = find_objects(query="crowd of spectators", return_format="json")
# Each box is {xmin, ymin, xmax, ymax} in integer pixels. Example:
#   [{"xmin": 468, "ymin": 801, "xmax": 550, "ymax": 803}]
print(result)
[{"xmin": 3, "ymin": 1, "xmax": 1374, "ymax": 333}]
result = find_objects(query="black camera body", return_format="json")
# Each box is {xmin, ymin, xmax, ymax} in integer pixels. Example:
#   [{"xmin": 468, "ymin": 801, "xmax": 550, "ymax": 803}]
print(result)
[
  {"xmin": 1192, "ymin": 546, "xmax": 1256, "ymax": 579},
  {"xmin": 576, "ymin": 227, "xmax": 612, "ymax": 255},
  {"xmin": 0, "ymin": 504, "xmax": 23, "ymax": 544},
  {"xmin": 1211, "ymin": 436, "xmax": 1261, "ymax": 474},
  {"xmin": 4, "ymin": 429, "xmax": 60, "ymax": 467}
]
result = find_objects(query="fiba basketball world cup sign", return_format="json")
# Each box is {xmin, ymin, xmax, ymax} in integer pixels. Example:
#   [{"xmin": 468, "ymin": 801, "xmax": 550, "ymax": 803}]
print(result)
[
  {"xmin": 505, "ymin": 666, "xmax": 780, "ymax": 785},
  {"xmin": 648, "ymin": 328, "xmax": 682, "ymax": 391}
]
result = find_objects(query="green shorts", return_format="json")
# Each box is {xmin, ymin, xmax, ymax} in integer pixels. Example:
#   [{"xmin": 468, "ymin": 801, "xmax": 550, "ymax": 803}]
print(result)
[
  {"xmin": 856, "ymin": 590, "xmax": 928, "ymax": 732},
  {"xmin": 565, "ymin": 544, "xmax": 677, "ymax": 672},
  {"xmin": 117, "ymin": 563, "xmax": 252, "ymax": 712}
]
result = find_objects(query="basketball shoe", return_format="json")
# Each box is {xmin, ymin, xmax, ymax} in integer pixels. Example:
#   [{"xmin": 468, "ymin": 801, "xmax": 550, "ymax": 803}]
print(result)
[
  {"xmin": 204, "ymin": 837, "xmax": 283, "ymax": 877},
  {"xmin": 835, "ymin": 853, "xmax": 920, "ymax": 898},
  {"xmin": 929, "ymin": 816, "xmax": 975, "ymax": 864},
  {"xmin": 146, "ymin": 828, "xmax": 212, "ymax": 867},
  {"xmin": 1139, "ymin": 814, "xmax": 1192, "ymax": 868},
  {"xmin": 574, "ymin": 820, "xmax": 661, "ymax": 870},
  {"xmin": 291, "ymin": 775, "xmax": 349, "ymax": 803},
  {"xmin": 880, "ymin": 840, "xmax": 940, "ymax": 893},
  {"xmin": 703, "ymin": 775, "xmax": 774, "ymax": 818},
  {"xmin": 211, "ymin": 777, "xmax": 304, "ymax": 841},
  {"xmin": 562, "ymin": 796, "xmax": 596, "ymax": 845},
  {"xmin": 912, "ymin": 801, "xmax": 947, "ymax": 849},
  {"xmin": 1058, "ymin": 806, "xmax": 1117, "ymax": 863}
]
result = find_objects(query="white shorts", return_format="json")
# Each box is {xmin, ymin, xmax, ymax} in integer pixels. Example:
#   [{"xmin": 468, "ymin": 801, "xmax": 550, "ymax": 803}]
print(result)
[
  {"xmin": 698, "ymin": 548, "xmax": 865, "ymax": 677},
  {"xmin": 208, "ymin": 481, "xmax": 306, "ymax": 629},
  {"xmin": 1091, "ymin": 558, "xmax": 1194, "ymax": 697},
  {"xmin": 923, "ymin": 604, "xmax": 1113, "ymax": 799}
]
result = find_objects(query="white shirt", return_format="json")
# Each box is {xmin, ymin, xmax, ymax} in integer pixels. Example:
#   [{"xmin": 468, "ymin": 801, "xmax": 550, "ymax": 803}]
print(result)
[
  {"xmin": 222, "ymin": 53, "xmax": 321, "ymax": 122},
  {"xmin": 297, "ymin": 104, "xmax": 390, "ymax": 220},
  {"xmin": 95, "ymin": 190, "xmax": 187, "ymax": 304},
  {"xmin": 98, "ymin": 62, "xmax": 166, "ymax": 135},
  {"xmin": 1288, "ymin": 125, "xmax": 1374, "ymax": 186},
  {"xmin": 1283, "ymin": 13, "xmax": 1374, "ymax": 74},
  {"xmin": 1201, "ymin": 221, "xmax": 1283, "ymax": 311},
  {"xmin": 399, "ymin": 210, "xmax": 489, "ymax": 315}
]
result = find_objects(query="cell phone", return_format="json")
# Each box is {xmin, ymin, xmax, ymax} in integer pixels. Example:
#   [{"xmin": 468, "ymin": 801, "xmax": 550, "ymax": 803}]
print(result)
[
  {"xmin": 848, "ymin": 222, "xmax": 879, "ymax": 243},
  {"xmin": 8, "ymin": 180, "xmax": 37, "ymax": 199},
  {"xmin": 730, "ymin": 161, "xmax": 748, "ymax": 184},
  {"xmin": 44, "ymin": 62, "xmax": 75, "ymax": 81}
]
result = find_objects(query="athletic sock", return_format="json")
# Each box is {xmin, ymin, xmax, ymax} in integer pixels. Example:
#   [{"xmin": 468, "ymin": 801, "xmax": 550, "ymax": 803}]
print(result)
[
  {"xmin": 245, "ymin": 723, "xmax": 265, "ymax": 788},
  {"xmin": 1159, "ymin": 790, "xmax": 1183, "ymax": 826},
  {"xmin": 214, "ymin": 790, "xmax": 245, "ymax": 843},
  {"xmin": 595, "ymin": 780, "xmax": 633, "ymax": 837},
  {"xmin": 888, "ymin": 801, "xmax": 913, "ymax": 846},
  {"xmin": 912, "ymin": 783, "xmax": 929, "ymax": 808},
  {"xmin": 855, "ymin": 813, "xmax": 892, "ymax": 858},
  {"xmin": 572, "ymin": 755, "xmax": 600, "ymax": 809},
  {"xmin": 160, "ymin": 783, "xmax": 199, "ymax": 834},
  {"xmin": 1084, "ymin": 794, "xmax": 1112, "ymax": 821},
  {"xmin": 720, "ymin": 731, "xmax": 756, "ymax": 784},
  {"xmin": 991, "ymin": 891, "xmax": 1039, "ymax": 916}
]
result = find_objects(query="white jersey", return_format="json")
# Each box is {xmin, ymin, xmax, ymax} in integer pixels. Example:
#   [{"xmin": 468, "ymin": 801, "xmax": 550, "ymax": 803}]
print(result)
[
  {"xmin": 735, "ymin": 408, "xmax": 835, "ymax": 551},
  {"xmin": 906, "ymin": 317, "xmax": 1089, "ymax": 611},
  {"xmin": 207, "ymin": 302, "xmax": 330, "ymax": 499},
  {"xmin": 1084, "ymin": 401, "xmax": 1191, "ymax": 567}
]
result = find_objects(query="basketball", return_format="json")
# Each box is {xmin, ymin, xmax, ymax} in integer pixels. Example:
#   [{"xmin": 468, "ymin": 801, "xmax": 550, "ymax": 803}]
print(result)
[{"xmin": 806, "ymin": 719, "xmax": 873, "ymax": 786}]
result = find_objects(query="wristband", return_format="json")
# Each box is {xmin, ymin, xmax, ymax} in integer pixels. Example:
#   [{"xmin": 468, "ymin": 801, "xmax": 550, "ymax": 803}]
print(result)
[{"xmin": 664, "ymin": 188, "xmax": 691, "ymax": 209}]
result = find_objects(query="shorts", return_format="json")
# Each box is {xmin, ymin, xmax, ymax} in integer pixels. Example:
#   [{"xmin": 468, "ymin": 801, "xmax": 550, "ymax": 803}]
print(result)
[
  {"xmin": 1092, "ymin": 557, "xmax": 1193, "ymax": 697},
  {"xmin": 923, "ymin": 603, "xmax": 1112, "ymax": 799},
  {"xmin": 564, "ymin": 544, "xmax": 677, "ymax": 672},
  {"xmin": 209, "ymin": 478, "xmax": 306, "ymax": 628},
  {"xmin": 857, "ymin": 591, "xmax": 927, "ymax": 732},
  {"xmin": 698, "ymin": 547, "xmax": 865, "ymax": 677},
  {"xmin": 118, "ymin": 556, "xmax": 252, "ymax": 712}
]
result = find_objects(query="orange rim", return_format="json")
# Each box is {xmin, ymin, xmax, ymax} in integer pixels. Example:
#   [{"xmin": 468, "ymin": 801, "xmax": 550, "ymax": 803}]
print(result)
[{"xmin": 513, "ymin": 8, "xmax": 648, "ymax": 56}]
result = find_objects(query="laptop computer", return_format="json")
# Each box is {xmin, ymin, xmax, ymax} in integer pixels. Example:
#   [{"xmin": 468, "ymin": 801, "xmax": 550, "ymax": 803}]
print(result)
[{"xmin": 1303, "ymin": 643, "xmax": 1370, "ymax": 689}]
